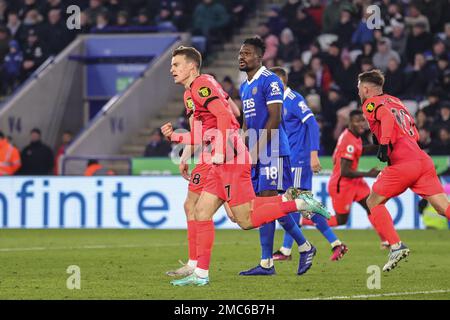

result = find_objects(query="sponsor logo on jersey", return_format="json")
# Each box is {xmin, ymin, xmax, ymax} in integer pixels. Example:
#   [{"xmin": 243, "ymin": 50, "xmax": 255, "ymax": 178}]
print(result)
[
  {"xmin": 252, "ymin": 87, "xmax": 258, "ymax": 95},
  {"xmin": 198, "ymin": 87, "xmax": 212, "ymax": 98},
  {"xmin": 366, "ymin": 102, "xmax": 375, "ymax": 113},
  {"xmin": 270, "ymin": 82, "xmax": 281, "ymax": 96},
  {"xmin": 299, "ymin": 100, "xmax": 309, "ymax": 113},
  {"xmin": 185, "ymin": 97, "xmax": 195, "ymax": 111}
]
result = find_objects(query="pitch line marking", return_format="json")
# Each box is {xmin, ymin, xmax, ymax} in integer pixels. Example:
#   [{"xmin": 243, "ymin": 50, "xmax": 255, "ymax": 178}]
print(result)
[
  {"xmin": 299, "ymin": 289, "xmax": 450, "ymax": 300},
  {"xmin": 0, "ymin": 241, "xmax": 248, "ymax": 252}
]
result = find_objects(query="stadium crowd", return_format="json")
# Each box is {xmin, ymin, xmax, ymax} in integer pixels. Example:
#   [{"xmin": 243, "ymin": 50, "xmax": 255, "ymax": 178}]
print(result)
[
  {"xmin": 0, "ymin": 0, "xmax": 255, "ymax": 95},
  {"xmin": 260, "ymin": 0, "xmax": 450, "ymax": 156}
]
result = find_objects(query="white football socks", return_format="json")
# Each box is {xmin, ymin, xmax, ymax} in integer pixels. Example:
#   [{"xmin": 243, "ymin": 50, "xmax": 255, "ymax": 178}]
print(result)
[
  {"xmin": 298, "ymin": 241, "xmax": 312, "ymax": 252},
  {"xmin": 187, "ymin": 260, "xmax": 197, "ymax": 268},
  {"xmin": 194, "ymin": 267, "xmax": 208, "ymax": 278}
]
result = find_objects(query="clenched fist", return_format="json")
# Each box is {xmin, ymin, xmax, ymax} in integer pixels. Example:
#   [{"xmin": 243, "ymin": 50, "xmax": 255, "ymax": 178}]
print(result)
[{"xmin": 160, "ymin": 122, "xmax": 174, "ymax": 139}]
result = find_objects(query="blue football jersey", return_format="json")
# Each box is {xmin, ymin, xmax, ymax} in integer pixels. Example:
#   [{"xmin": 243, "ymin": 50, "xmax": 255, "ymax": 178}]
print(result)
[
  {"xmin": 240, "ymin": 66, "xmax": 290, "ymax": 158},
  {"xmin": 283, "ymin": 87, "xmax": 320, "ymax": 167}
]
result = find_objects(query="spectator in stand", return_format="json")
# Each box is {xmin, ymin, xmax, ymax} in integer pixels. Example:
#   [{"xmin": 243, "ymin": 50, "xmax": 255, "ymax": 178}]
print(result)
[
  {"xmin": 18, "ymin": 0, "xmax": 40, "ymax": 20},
  {"xmin": 415, "ymin": 109, "xmax": 431, "ymax": 130},
  {"xmin": 373, "ymin": 37, "xmax": 401, "ymax": 72},
  {"xmin": 135, "ymin": 8, "xmax": 151, "ymax": 27},
  {"xmin": 192, "ymin": 0, "xmax": 230, "ymax": 39},
  {"xmin": 20, "ymin": 9, "xmax": 44, "ymax": 43},
  {"xmin": 322, "ymin": 41, "xmax": 341, "ymax": 77},
  {"xmin": 429, "ymin": 127, "xmax": 450, "ymax": 155},
  {"xmin": 280, "ymin": 0, "xmax": 300, "ymax": 27},
  {"xmin": 332, "ymin": 7, "xmax": 355, "ymax": 49},
  {"xmin": 431, "ymin": 54, "xmax": 450, "ymax": 91},
  {"xmin": 404, "ymin": 3, "xmax": 430, "ymax": 33},
  {"xmin": 276, "ymin": 27, "xmax": 299, "ymax": 65},
  {"xmin": 144, "ymin": 128, "xmax": 172, "ymax": 157},
  {"xmin": 390, "ymin": 19, "xmax": 407, "ymax": 60},
  {"xmin": 435, "ymin": 102, "xmax": 450, "ymax": 131},
  {"xmin": 91, "ymin": 10, "xmax": 111, "ymax": 33},
  {"xmin": 54, "ymin": 130, "xmax": 73, "ymax": 175},
  {"xmin": 287, "ymin": 57, "xmax": 306, "ymax": 91},
  {"xmin": 420, "ymin": 89, "xmax": 443, "ymax": 118},
  {"xmin": 221, "ymin": 75, "xmax": 240, "ymax": 101},
  {"xmin": 322, "ymin": 0, "xmax": 352, "ymax": 34},
  {"xmin": 418, "ymin": 127, "xmax": 432, "ymax": 153},
  {"xmin": 360, "ymin": 56, "xmax": 375, "ymax": 72},
  {"xmin": 413, "ymin": 0, "xmax": 446, "ymax": 34},
  {"xmin": 309, "ymin": 55, "xmax": 332, "ymax": 94},
  {"xmin": 305, "ymin": 0, "xmax": 324, "ymax": 32},
  {"xmin": 256, "ymin": 22, "xmax": 278, "ymax": 64},
  {"xmin": 384, "ymin": 57, "xmax": 405, "ymax": 97},
  {"xmin": 41, "ymin": 9, "xmax": 72, "ymax": 55},
  {"xmin": 333, "ymin": 53, "xmax": 359, "ymax": 101},
  {"xmin": 6, "ymin": 11, "xmax": 24, "ymax": 41},
  {"xmin": 351, "ymin": 7, "xmax": 375, "ymax": 48},
  {"xmin": 405, "ymin": 21, "xmax": 433, "ymax": 64},
  {"xmin": 299, "ymin": 70, "xmax": 322, "ymax": 99},
  {"xmin": 321, "ymin": 84, "xmax": 349, "ymax": 129},
  {"xmin": 404, "ymin": 53, "xmax": 432, "ymax": 100},
  {"xmin": 355, "ymin": 42, "xmax": 374, "ymax": 69},
  {"xmin": 265, "ymin": 5, "xmax": 285, "ymax": 37},
  {"xmin": 1, "ymin": 40, "xmax": 23, "ymax": 95},
  {"xmin": 171, "ymin": 2, "xmax": 188, "ymax": 32},
  {"xmin": 116, "ymin": 10, "xmax": 129, "ymax": 27},
  {"xmin": 21, "ymin": 28, "xmax": 47, "ymax": 81},
  {"xmin": 18, "ymin": 128, "xmax": 54, "ymax": 175},
  {"xmin": 85, "ymin": 0, "xmax": 107, "ymax": 26},
  {"xmin": 288, "ymin": 6, "xmax": 317, "ymax": 51},
  {"xmin": 40, "ymin": 0, "xmax": 65, "ymax": 19}
]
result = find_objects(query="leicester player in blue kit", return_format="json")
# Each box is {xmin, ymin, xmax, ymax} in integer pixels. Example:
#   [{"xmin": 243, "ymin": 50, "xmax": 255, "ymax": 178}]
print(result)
[
  {"xmin": 238, "ymin": 38, "xmax": 321, "ymax": 276},
  {"xmin": 270, "ymin": 67, "xmax": 348, "ymax": 262}
]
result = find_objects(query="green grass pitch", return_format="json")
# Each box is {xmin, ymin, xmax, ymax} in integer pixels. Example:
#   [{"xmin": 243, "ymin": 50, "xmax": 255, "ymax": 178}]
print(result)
[{"xmin": 0, "ymin": 229, "xmax": 449, "ymax": 300}]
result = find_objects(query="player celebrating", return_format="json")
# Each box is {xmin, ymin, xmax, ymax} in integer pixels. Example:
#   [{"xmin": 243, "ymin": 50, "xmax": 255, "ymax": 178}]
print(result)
[
  {"xmin": 358, "ymin": 69, "xmax": 450, "ymax": 271},
  {"xmin": 269, "ymin": 67, "xmax": 348, "ymax": 262},
  {"xmin": 165, "ymin": 82, "xmax": 241, "ymax": 277},
  {"xmin": 327, "ymin": 109, "xmax": 388, "ymax": 248},
  {"xmin": 237, "ymin": 39, "xmax": 317, "ymax": 277},
  {"xmin": 162, "ymin": 46, "xmax": 330, "ymax": 286}
]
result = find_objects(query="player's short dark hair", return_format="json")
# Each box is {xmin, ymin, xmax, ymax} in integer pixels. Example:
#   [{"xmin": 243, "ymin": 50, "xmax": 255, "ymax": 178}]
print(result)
[
  {"xmin": 270, "ymin": 67, "xmax": 288, "ymax": 83},
  {"xmin": 243, "ymin": 37, "xmax": 266, "ymax": 57},
  {"xmin": 172, "ymin": 46, "xmax": 202, "ymax": 69},
  {"xmin": 0, "ymin": 131, "xmax": 4, "ymax": 139},
  {"xmin": 358, "ymin": 69, "xmax": 385, "ymax": 87},
  {"xmin": 349, "ymin": 109, "xmax": 363, "ymax": 119}
]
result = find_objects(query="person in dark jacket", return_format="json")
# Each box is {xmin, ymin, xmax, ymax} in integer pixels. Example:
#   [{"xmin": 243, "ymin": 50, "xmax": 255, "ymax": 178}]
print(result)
[
  {"xmin": 144, "ymin": 128, "xmax": 172, "ymax": 157},
  {"xmin": 18, "ymin": 128, "xmax": 54, "ymax": 175}
]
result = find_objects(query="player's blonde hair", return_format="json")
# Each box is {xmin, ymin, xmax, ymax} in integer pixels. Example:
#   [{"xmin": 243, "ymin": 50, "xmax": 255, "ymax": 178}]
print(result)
[
  {"xmin": 172, "ymin": 46, "xmax": 202, "ymax": 69},
  {"xmin": 358, "ymin": 69, "xmax": 385, "ymax": 87}
]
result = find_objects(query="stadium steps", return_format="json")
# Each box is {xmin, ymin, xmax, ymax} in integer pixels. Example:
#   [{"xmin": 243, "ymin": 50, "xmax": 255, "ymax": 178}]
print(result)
[{"xmin": 116, "ymin": 0, "xmax": 273, "ymax": 173}]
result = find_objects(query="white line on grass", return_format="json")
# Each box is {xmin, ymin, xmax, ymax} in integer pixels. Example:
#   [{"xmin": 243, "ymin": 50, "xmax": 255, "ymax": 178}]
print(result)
[
  {"xmin": 0, "ymin": 241, "xmax": 248, "ymax": 252},
  {"xmin": 300, "ymin": 289, "xmax": 450, "ymax": 300}
]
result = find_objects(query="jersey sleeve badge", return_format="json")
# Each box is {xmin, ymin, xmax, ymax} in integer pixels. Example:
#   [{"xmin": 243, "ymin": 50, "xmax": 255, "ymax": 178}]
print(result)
[
  {"xmin": 366, "ymin": 102, "xmax": 375, "ymax": 113},
  {"xmin": 198, "ymin": 87, "xmax": 212, "ymax": 98}
]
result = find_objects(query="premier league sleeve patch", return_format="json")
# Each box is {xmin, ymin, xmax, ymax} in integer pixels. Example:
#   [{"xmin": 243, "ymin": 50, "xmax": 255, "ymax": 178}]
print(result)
[
  {"xmin": 198, "ymin": 87, "xmax": 212, "ymax": 98},
  {"xmin": 366, "ymin": 102, "xmax": 375, "ymax": 113}
]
